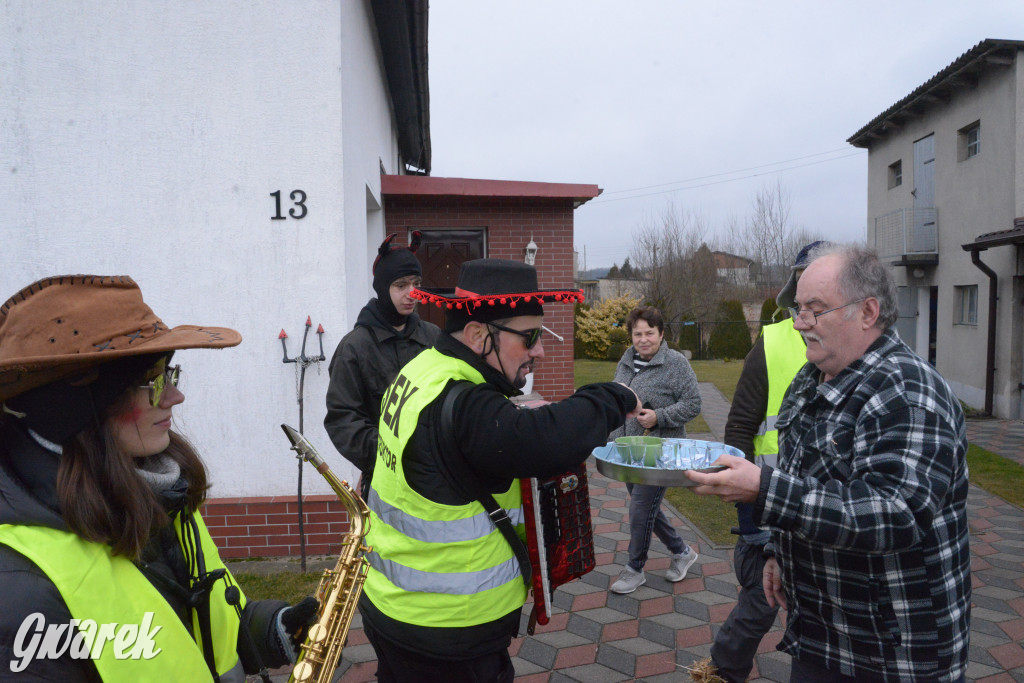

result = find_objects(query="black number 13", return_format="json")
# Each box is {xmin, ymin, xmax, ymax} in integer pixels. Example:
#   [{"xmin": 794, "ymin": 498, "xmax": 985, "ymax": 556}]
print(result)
[{"xmin": 271, "ymin": 190, "xmax": 307, "ymax": 220}]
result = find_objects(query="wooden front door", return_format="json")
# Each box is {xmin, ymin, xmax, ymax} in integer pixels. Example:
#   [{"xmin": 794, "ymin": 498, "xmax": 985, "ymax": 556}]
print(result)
[{"xmin": 414, "ymin": 229, "xmax": 486, "ymax": 329}]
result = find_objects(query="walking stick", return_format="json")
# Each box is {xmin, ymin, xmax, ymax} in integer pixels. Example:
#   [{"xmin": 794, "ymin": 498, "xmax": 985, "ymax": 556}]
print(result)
[{"xmin": 280, "ymin": 316, "xmax": 326, "ymax": 572}]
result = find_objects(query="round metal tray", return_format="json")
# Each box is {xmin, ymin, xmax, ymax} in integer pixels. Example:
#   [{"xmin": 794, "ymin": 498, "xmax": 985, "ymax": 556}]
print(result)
[{"xmin": 591, "ymin": 441, "xmax": 732, "ymax": 487}]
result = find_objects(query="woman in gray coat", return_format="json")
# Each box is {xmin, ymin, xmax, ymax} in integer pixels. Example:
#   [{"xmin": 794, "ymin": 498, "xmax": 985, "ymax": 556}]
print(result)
[{"xmin": 608, "ymin": 306, "xmax": 702, "ymax": 593}]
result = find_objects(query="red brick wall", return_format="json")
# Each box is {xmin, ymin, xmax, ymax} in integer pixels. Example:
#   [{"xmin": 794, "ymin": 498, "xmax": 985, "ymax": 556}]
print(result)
[
  {"xmin": 384, "ymin": 196, "xmax": 577, "ymax": 400},
  {"xmin": 202, "ymin": 496, "xmax": 350, "ymax": 559}
]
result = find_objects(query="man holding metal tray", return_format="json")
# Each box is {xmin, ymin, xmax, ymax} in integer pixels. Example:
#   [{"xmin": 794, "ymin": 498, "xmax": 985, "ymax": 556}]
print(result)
[{"xmin": 686, "ymin": 244, "xmax": 970, "ymax": 683}]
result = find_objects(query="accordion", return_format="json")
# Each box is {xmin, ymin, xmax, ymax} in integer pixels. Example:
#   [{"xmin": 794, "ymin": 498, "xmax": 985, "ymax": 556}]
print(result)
[{"xmin": 521, "ymin": 464, "xmax": 597, "ymax": 633}]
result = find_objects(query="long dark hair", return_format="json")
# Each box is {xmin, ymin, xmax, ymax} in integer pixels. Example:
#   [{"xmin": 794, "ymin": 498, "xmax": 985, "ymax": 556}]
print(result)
[{"xmin": 56, "ymin": 403, "xmax": 209, "ymax": 560}]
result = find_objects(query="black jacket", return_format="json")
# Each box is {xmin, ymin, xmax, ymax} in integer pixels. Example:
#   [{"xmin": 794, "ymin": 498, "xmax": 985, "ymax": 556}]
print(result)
[
  {"xmin": 324, "ymin": 300, "xmax": 439, "ymax": 492},
  {"xmin": 0, "ymin": 422, "xmax": 289, "ymax": 680},
  {"xmin": 360, "ymin": 332, "xmax": 637, "ymax": 660}
]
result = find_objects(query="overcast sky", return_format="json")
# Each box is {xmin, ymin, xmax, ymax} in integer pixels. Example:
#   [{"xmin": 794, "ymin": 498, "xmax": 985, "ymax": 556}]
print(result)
[{"xmin": 427, "ymin": 1, "xmax": 1022, "ymax": 269}]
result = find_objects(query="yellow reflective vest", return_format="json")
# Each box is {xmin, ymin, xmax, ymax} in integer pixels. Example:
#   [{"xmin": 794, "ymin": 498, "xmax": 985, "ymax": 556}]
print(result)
[
  {"xmin": 0, "ymin": 511, "xmax": 243, "ymax": 682},
  {"xmin": 751, "ymin": 318, "xmax": 806, "ymax": 467},
  {"xmin": 364, "ymin": 348, "xmax": 528, "ymax": 628}
]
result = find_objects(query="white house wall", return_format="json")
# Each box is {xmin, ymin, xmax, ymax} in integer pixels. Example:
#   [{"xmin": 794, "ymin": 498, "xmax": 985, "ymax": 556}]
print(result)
[
  {"xmin": 866, "ymin": 54, "xmax": 1023, "ymax": 418},
  {"xmin": 1, "ymin": 1, "xmax": 402, "ymax": 495}
]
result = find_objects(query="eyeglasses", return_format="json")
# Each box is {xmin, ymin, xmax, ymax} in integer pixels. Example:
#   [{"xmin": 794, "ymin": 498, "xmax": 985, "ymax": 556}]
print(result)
[
  {"xmin": 487, "ymin": 322, "xmax": 543, "ymax": 349},
  {"xmin": 139, "ymin": 364, "xmax": 181, "ymax": 407},
  {"xmin": 787, "ymin": 299, "xmax": 865, "ymax": 327}
]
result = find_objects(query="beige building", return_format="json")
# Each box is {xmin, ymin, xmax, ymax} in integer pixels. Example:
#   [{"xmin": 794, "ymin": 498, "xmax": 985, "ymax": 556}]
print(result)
[
  {"xmin": 849, "ymin": 39, "xmax": 1024, "ymax": 419},
  {"xmin": 578, "ymin": 278, "xmax": 648, "ymax": 304}
]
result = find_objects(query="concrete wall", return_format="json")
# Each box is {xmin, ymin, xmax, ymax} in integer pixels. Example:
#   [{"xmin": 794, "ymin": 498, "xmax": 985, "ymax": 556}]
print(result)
[
  {"xmin": 1, "ymin": 1, "xmax": 401, "ymax": 498},
  {"xmin": 865, "ymin": 53, "xmax": 1024, "ymax": 419}
]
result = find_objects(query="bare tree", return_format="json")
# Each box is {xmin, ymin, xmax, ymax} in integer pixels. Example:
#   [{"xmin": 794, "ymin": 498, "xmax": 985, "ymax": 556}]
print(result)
[
  {"xmin": 723, "ymin": 181, "xmax": 824, "ymax": 299},
  {"xmin": 629, "ymin": 202, "xmax": 716, "ymax": 339}
]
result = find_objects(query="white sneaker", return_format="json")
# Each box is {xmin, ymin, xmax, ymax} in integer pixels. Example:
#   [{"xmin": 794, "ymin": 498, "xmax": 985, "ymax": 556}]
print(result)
[
  {"xmin": 610, "ymin": 566, "xmax": 646, "ymax": 594},
  {"xmin": 665, "ymin": 547, "xmax": 698, "ymax": 582}
]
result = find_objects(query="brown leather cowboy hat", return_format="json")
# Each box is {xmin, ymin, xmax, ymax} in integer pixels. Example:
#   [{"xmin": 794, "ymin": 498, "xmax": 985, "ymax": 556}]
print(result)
[{"xmin": 0, "ymin": 275, "xmax": 242, "ymax": 402}]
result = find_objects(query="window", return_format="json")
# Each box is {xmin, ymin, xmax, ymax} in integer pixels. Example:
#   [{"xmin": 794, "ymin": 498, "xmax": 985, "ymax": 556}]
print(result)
[
  {"xmin": 958, "ymin": 121, "xmax": 980, "ymax": 161},
  {"xmin": 955, "ymin": 285, "xmax": 978, "ymax": 325},
  {"xmin": 888, "ymin": 160, "xmax": 902, "ymax": 189}
]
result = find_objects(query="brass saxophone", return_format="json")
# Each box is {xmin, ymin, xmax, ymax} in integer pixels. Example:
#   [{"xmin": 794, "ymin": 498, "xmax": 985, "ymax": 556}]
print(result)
[{"xmin": 281, "ymin": 424, "xmax": 371, "ymax": 683}]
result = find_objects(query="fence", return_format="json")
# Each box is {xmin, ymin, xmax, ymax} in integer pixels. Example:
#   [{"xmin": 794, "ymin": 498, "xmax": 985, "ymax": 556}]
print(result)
[{"xmin": 666, "ymin": 319, "xmax": 775, "ymax": 360}]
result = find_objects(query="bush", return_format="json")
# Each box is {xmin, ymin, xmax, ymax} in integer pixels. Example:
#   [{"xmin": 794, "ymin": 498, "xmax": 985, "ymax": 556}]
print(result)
[
  {"xmin": 609, "ymin": 327, "xmax": 630, "ymax": 345},
  {"xmin": 676, "ymin": 318, "xmax": 700, "ymax": 357},
  {"xmin": 757, "ymin": 297, "xmax": 780, "ymax": 336},
  {"xmin": 606, "ymin": 343, "xmax": 627, "ymax": 361},
  {"xmin": 573, "ymin": 302, "xmax": 591, "ymax": 358},
  {"xmin": 574, "ymin": 295, "xmax": 640, "ymax": 360},
  {"xmin": 707, "ymin": 300, "xmax": 752, "ymax": 360},
  {"xmin": 758, "ymin": 297, "xmax": 777, "ymax": 323}
]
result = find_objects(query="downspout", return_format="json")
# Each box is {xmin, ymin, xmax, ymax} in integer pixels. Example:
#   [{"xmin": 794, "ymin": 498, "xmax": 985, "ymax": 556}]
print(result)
[{"xmin": 967, "ymin": 249, "xmax": 997, "ymax": 416}]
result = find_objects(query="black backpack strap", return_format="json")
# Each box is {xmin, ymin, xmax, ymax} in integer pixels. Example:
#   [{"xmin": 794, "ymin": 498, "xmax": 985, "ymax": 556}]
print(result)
[{"xmin": 438, "ymin": 382, "xmax": 532, "ymax": 588}]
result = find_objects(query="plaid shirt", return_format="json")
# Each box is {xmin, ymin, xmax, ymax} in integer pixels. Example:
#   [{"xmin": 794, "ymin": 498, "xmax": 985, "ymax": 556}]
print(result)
[{"xmin": 759, "ymin": 328, "xmax": 970, "ymax": 681}]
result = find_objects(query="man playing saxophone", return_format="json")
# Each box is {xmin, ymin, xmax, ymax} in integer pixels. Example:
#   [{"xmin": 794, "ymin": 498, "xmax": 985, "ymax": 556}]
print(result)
[{"xmin": 358, "ymin": 259, "xmax": 641, "ymax": 682}]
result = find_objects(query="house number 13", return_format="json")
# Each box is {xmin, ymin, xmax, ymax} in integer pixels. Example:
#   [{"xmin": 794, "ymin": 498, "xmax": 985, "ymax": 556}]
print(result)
[{"xmin": 271, "ymin": 190, "xmax": 307, "ymax": 220}]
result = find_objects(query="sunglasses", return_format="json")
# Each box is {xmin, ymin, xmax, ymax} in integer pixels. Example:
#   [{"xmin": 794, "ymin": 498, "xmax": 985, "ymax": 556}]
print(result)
[
  {"xmin": 488, "ymin": 322, "xmax": 543, "ymax": 349},
  {"xmin": 139, "ymin": 364, "xmax": 181, "ymax": 407}
]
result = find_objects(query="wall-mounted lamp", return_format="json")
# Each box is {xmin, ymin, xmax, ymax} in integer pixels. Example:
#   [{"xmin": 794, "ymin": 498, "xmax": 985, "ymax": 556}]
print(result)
[
  {"xmin": 912, "ymin": 268, "xmax": 925, "ymax": 279},
  {"xmin": 524, "ymin": 234, "xmax": 538, "ymax": 266}
]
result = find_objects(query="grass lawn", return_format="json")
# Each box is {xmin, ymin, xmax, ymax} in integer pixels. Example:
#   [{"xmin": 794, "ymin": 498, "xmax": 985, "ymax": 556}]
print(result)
[
  {"xmin": 966, "ymin": 442, "xmax": 1024, "ymax": 509},
  {"xmin": 574, "ymin": 358, "xmax": 743, "ymax": 435},
  {"xmin": 233, "ymin": 569, "xmax": 323, "ymax": 604}
]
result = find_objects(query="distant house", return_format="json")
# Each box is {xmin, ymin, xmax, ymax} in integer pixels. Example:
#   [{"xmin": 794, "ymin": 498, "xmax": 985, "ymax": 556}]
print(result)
[
  {"xmin": 712, "ymin": 251, "xmax": 755, "ymax": 286},
  {"xmin": 578, "ymin": 277, "xmax": 648, "ymax": 305},
  {"xmin": 848, "ymin": 39, "xmax": 1024, "ymax": 420}
]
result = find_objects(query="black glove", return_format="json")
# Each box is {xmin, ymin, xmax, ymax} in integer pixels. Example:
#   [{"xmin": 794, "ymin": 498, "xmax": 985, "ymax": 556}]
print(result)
[{"xmin": 280, "ymin": 596, "xmax": 319, "ymax": 649}]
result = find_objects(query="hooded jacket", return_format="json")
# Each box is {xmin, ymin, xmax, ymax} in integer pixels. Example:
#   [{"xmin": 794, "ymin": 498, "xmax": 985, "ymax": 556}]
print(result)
[{"xmin": 324, "ymin": 299, "xmax": 439, "ymax": 490}]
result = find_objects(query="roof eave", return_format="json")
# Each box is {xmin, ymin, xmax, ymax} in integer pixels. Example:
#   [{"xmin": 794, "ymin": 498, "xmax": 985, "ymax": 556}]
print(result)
[
  {"xmin": 371, "ymin": 0, "xmax": 431, "ymax": 174},
  {"xmin": 848, "ymin": 39, "xmax": 1024, "ymax": 149}
]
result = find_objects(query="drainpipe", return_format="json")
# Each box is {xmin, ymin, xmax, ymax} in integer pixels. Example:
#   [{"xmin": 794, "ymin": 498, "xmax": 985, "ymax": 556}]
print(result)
[{"xmin": 967, "ymin": 249, "xmax": 997, "ymax": 416}]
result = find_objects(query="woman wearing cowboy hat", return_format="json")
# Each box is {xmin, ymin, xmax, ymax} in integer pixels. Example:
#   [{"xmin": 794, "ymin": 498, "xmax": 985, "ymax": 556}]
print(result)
[{"xmin": 0, "ymin": 275, "xmax": 316, "ymax": 681}]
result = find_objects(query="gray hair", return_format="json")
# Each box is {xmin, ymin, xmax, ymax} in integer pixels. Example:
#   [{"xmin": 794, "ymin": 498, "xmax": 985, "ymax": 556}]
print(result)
[{"xmin": 807, "ymin": 243, "xmax": 898, "ymax": 330}]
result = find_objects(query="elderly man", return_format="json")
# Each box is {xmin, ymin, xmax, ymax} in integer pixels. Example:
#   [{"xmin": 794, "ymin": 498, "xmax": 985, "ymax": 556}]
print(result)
[
  {"xmin": 693, "ymin": 241, "xmax": 823, "ymax": 683},
  {"xmin": 359, "ymin": 258, "xmax": 641, "ymax": 683},
  {"xmin": 688, "ymin": 243, "xmax": 970, "ymax": 683}
]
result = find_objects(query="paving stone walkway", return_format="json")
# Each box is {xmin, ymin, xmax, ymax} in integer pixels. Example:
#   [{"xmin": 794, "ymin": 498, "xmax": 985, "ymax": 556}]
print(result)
[{"xmin": 259, "ymin": 383, "xmax": 1024, "ymax": 682}]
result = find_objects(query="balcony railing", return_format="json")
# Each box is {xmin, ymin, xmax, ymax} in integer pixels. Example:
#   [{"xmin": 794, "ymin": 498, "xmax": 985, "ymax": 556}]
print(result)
[{"xmin": 873, "ymin": 208, "xmax": 938, "ymax": 261}]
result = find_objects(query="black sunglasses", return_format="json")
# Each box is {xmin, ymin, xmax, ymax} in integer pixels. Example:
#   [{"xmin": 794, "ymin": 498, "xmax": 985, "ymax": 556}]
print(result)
[{"xmin": 487, "ymin": 322, "xmax": 543, "ymax": 349}]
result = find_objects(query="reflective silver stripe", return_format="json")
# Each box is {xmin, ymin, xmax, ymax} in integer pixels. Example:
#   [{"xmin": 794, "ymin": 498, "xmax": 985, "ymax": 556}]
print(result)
[
  {"xmin": 219, "ymin": 659, "xmax": 245, "ymax": 683},
  {"xmin": 755, "ymin": 452, "xmax": 778, "ymax": 468},
  {"xmin": 366, "ymin": 550, "xmax": 522, "ymax": 594},
  {"xmin": 367, "ymin": 488, "xmax": 524, "ymax": 543},
  {"xmin": 755, "ymin": 414, "xmax": 779, "ymax": 436}
]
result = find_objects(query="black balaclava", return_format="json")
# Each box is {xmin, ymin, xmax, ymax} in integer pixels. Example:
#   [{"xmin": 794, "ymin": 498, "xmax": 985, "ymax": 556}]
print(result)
[
  {"xmin": 6, "ymin": 353, "xmax": 166, "ymax": 444},
  {"xmin": 371, "ymin": 234, "xmax": 423, "ymax": 328}
]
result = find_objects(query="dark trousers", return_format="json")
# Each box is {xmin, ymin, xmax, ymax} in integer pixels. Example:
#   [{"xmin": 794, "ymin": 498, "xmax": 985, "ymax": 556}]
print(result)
[
  {"xmin": 709, "ymin": 536, "xmax": 779, "ymax": 683},
  {"xmin": 362, "ymin": 619, "xmax": 515, "ymax": 683}
]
